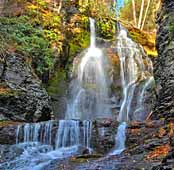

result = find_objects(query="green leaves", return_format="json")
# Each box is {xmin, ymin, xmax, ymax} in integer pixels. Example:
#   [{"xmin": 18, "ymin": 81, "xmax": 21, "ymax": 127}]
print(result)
[
  {"xmin": 0, "ymin": 0, "xmax": 64, "ymax": 76},
  {"xmin": 0, "ymin": 15, "xmax": 57, "ymax": 74},
  {"xmin": 96, "ymin": 19, "xmax": 115, "ymax": 39}
]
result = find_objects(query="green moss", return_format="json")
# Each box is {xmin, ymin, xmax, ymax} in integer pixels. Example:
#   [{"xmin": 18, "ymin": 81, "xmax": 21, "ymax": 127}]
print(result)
[
  {"xmin": 46, "ymin": 70, "xmax": 66, "ymax": 96},
  {"xmin": 69, "ymin": 30, "xmax": 90, "ymax": 61},
  {"xmin": 168, "ymin": 23, "xmax": 174, "ymax": 33}
]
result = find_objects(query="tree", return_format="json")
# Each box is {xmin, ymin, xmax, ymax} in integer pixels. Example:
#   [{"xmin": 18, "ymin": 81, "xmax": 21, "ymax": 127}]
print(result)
[
  {"xmin": 140, "ymin": 0, "xmax": 151, "ymax": 30},
  {"xmin": 132, "ymin": 0, "xmax": 137, "ymax": 26},
  {"xmin": 138, "ymin": 0, "xmax": 144, "ymax": 29}
]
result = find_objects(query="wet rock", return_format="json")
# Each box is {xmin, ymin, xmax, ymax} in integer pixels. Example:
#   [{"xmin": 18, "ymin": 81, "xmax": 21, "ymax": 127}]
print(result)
[
  {"xmin": 0, "ymin": 144, "xmax": 24, "ymax": 163},
  {"xmin": 0, "ymin": 53, "xmax": 52, "ymax": 122},
  {"xmin": 0, "ymin": 63, "xmax": 4, "ymax": 78},
  {"xmin": 0, "ymin": 125, "xmax": 17, "ymax": 145},
  {"xmin": 91, "ymin": 119, "xmax": 118, "ymax": 154},
  {"xmin": 0, "ymin": 119, "xmax": 118, "ymax": 153}
]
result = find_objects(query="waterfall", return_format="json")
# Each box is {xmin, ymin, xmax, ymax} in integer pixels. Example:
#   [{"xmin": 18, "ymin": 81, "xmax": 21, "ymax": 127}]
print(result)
[
  {"xmin": 89, "ymin": 17, "xmax": 96, "ymax": 48},
  {"xmin": 66, "ymin": 17, "xmax": 112, "ymax": 120},
  {"xmin": 110, "ymin": 122, "xmax": 127, "ymax": 155},
  {"xmin": 16, "ymin": 120, "xmax": 92, "ymax": 149},
  {"xmin": 83, "ymin": 120, "xmax": 92, "ymax": 149},
  {"xmin": 6, "ymin": 120, "xmax": 92, "ymax": 170},
  {"xmin": 0, "ymin": 18, "xmax": 156, "ymax": 170},
  {"xmin": 16, "ymin": 121, "xmax": 54, "ymax": 145},
  {"xmin": 55, "ymin": 120, "xmax": 80, "ymax": 149},
  {"xmin": 111, "ymin": 25, "xmax": 154, "ymax": 155},
  {"xmin": 116, "ymin": 28, "xmax": 154, "ymax": 122}
]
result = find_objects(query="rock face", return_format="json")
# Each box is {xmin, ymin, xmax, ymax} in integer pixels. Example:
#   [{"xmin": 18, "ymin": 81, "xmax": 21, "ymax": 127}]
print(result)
[
  {"xmin": 153, "ymin": 0, "xmax": 174, "ymax": 120},
  {"xmin": 0, "ymin": 53, "xmax": 52, "ymax": 122}
]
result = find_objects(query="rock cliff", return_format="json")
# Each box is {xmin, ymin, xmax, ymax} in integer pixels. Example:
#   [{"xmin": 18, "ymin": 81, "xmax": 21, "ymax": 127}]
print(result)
[
  {"xmin": 153, "ymin": 0, "xmax": 174, "ymax": 120},
  {"xmin": 0, "ymin": 53, "xmax": 52, "ymax": 122}
]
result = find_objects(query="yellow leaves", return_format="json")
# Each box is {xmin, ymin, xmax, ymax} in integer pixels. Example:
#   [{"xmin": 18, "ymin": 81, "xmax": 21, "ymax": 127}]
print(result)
[
  {"xmin": 68, "ymin": 14, "xmax": 88, "ymax": 35},
  {"xmin": 146, "ymin": 144, "xmax": 170, "ymax": 160},
  {"xmin": 70, "ymin": 14, "xmax": 82, "ymax": 23},
  {"xmin": 144, "ymin": 46, "xmax": 158, "ymax": 57},
  {"xmin": 0, "ymin": 121, "xmax": 21, "ymax": 127},
  {"xmin": 128, "ymin": 27, "xmax": 158, "ymax": 57},
  {"xmin": 26, "ymin": 4, "xmax": 38, "ymax": 10},
  {"xmin": 72, "ymin": 28, "xmax": 83, "ymax": 34}
]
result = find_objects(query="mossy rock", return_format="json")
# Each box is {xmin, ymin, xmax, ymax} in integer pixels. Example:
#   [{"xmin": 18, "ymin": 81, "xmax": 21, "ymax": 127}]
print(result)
[
  {"xmin": 128, "ymin": 27, "xmax": 158, "ymax": 57},
  {"xmin": 46, "ymin": 70, "xmax": 67, "ymax": 96}
]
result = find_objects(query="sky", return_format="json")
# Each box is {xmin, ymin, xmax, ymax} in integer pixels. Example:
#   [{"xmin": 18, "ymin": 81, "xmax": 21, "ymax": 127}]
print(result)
[{"xmin": 116, "ymin": 0, "xmax": 125, "ymax": 15}]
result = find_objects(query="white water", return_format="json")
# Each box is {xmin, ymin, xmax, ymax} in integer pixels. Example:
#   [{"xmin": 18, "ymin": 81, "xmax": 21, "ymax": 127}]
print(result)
[
  {"xmin": 0, "ymin": 142, "xmax": 79, "ymax": 170},
  {"xmin": 110, "ymin": 122, "xmax": 127, "ymax": 155},
  {"xmin": 83, "ymin": 120, "xmax": 92, "ymax": 150},
  {"xmin": 66, "ymin": 18, "xmax": 112, "ymax": 120},
  {"xmin": 17, "ymin": 121, "xmax": 53, "ymax": 145},
  {"xmin": 111, "ymin": 26, "xmax": 154, "ymax": 155},
  {"xmin": 116, "ymin": 28, "xmax": 154, "ymax": 122},
  {"xmin": 55, "ymin": 120, "xmax": 80, "ymax": 149},
  {"xmin": 0, "ymin": 120, "xmax": 93, "ymax": 170}
]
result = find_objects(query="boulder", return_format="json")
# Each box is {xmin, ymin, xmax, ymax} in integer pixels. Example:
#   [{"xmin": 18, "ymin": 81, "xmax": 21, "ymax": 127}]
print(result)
[{"xmin": 0, "ymin": 53, "xmax": 52, "ymax": 122}]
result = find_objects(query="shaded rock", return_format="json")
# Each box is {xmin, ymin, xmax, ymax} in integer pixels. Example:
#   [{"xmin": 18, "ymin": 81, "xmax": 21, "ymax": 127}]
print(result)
[
  {"xmin": 152, "ymin": 0, "xmax": 174, "ymax": 120},
  {"xmin": 0, "ymin": 53, "xmax": 52, "ymax": 122}
]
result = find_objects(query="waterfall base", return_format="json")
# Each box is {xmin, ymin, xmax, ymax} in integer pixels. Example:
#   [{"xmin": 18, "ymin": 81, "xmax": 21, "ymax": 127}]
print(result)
[{"xmin": 0, "ymin": 119, "xmax": 119, "ymax": 170}]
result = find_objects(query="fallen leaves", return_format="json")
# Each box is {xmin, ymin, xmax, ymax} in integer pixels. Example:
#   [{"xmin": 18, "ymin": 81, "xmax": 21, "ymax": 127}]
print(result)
[
  {"xmin": 146, "ymin": 144, "xmax": 170, "ymax": 160},
  {"xmin": 158, "ymin": 127, "xmax": 166, "ymax": 138}
]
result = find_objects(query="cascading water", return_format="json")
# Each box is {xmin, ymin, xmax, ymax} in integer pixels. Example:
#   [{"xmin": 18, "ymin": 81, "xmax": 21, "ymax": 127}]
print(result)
[
  {"xmin": 16, "ymin": 121, "xmax": 54, "ymax": 145},
  {"xmin": 66, "ymin": 18, "xmax": 112, "ymax": 120},
  {"xmin": 1, "ymin": 19, "xmax": 107, "ymax": 170},
  {"xmin": 110, "ymin": 122, "xmax": 127, "ymax": 155},
  {"xmin": 83, "ymin": 120, "xmax": 92, "ymax": 150},
  {"xmin": 0, "ymin": 120, "xmax": 93, "ymax": 170},
  {"xmin": 55, "ymin": 120, "xmax": 80, "ymax": 149},
  {"xmin": 116, "ymin": 27, "xmax": 154, "ymax": 122},
  {"xmin": 111, "ymin": 25, "xmax": 154, "ymax": 155}
]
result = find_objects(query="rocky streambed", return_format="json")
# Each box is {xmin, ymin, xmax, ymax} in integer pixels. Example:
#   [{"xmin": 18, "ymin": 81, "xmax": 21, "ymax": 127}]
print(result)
[{"xmin": 0, "ymin": 119, "xmax": 174, "ymax": 170}]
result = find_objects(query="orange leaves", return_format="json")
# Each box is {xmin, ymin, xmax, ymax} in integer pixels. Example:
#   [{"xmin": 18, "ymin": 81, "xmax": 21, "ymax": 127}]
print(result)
[
  {"xmin": 130, "ymin": 128, "xmax": 141, "ymax": 135},
  {"xmin": 146, "ymin": 144, "xmax": 170, "ymax": 160},
  {"xmin": 158, "ymin": 127, "xmax": 166, "ymax": 138},
  {"xmin": 169, "ymin": 122, "xmax": 174, "ymax": 137},
  {"xmin": 0, "ymin": 87, "xmax": 11, "ymax": 95}
]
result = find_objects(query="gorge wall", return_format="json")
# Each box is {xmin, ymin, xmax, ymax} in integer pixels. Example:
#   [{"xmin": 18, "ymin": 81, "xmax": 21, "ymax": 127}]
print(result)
[{"xmin": 153, "ymin": 0, "xmax": 174, "ymax": 120}]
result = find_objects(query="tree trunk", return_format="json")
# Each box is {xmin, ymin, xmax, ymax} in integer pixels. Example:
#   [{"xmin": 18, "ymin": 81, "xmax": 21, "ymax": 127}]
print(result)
[
  {"xmin": 57, "ymin": 0, "xmax": 62, "ymax": 14},
  {"xmin": 132, "ymin": 0, "xmax": 137, "ymax": 27},
  {"xmin": 138, "ymin": 0, "xmax": 144, "ymax": 29},
  {"xmin": 140, "ymin": 0, "xmax": 151, "ymax": 30}
]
